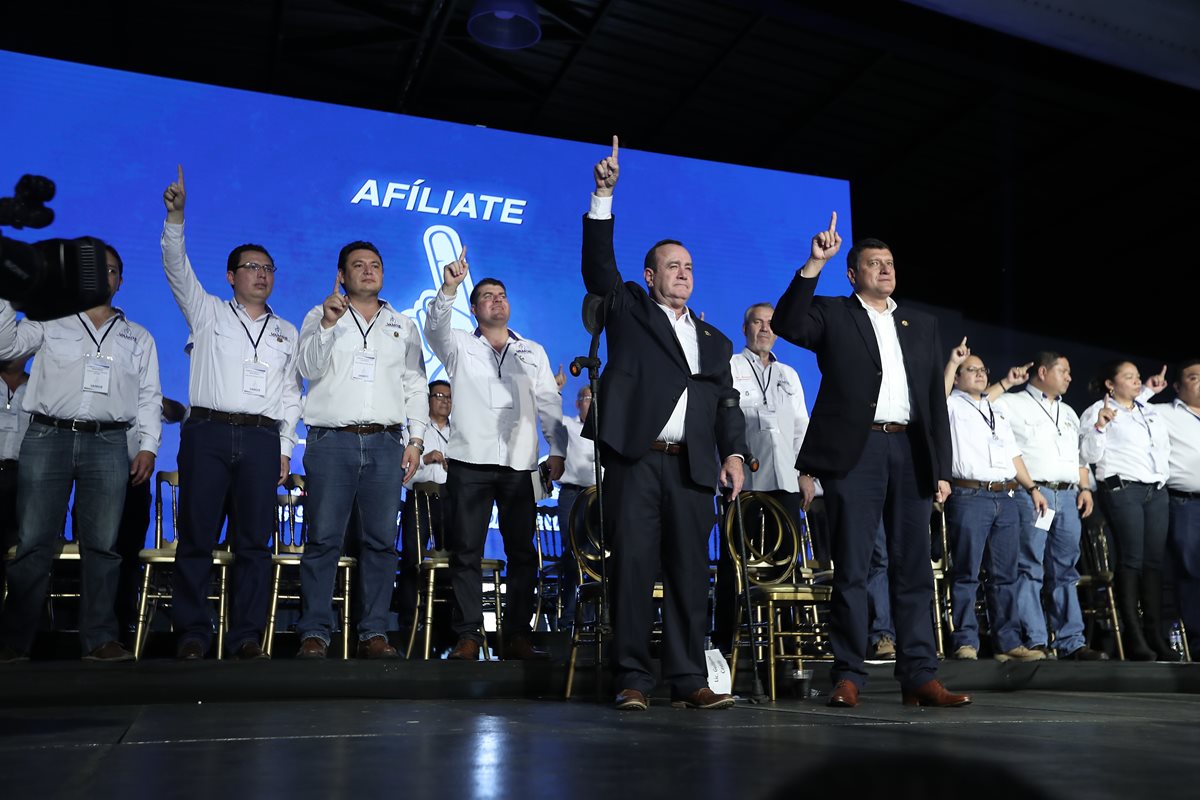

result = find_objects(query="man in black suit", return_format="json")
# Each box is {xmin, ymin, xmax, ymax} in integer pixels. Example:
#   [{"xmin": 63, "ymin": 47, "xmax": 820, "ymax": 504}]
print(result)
[
  {"xmin": 582, "ymin": 137, "xmax": 747, "ymax": 711},
  {"xmin": 773, "ymin": 216, "xmax": 970, "ymax": 708}
]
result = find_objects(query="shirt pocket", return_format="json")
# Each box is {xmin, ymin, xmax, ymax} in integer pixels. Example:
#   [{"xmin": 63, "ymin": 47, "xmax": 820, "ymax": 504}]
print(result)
[
  {"xmin": 42, "ymin": 326, "xmax": 87, "ymax": 367},
  {"xmin": 260, "ymin": 335, "xmax": 294, "ymax": 370}
]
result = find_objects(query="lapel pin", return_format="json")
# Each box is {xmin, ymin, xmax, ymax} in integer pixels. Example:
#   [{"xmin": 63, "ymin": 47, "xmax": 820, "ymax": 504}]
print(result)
[
  {"xmin": 704, "ymin": 330, "xmax": 711, "ymax": 336},
  {"xmin": 900, "ymin": 320, "xmax": 909, "ymax": 327}
]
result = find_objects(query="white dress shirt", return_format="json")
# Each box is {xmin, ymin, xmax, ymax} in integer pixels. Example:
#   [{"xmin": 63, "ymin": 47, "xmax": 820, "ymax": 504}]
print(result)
[
  {"xmin": 161, "ymin": 222, "xmax": 302, "ymax": 456},
  {"xmin": 1079, "ymin": 398, "xmax": 1170, "ymax": 486},
  {"xmin": 424, "ymin": 289, "xmax": 567, "ymax": 470},
  {"xmin": 854, "ymin": 294, "xmax": 912, "ymax": 424},
  {"xmin": 732, "ymin": 349, "xmax": 808, "ymax": 492},
  {"xmin": 406, "ymin": 420, "xmax": 451, "ymax": 487},
  {"xmin": 654, "ymin": 301, "xmax": 699, "ymax": 443},
  {"xmin": 1160, "ymin": 400, "xmax": 1200, "ymax": 493},
  {"xmin": 297, "ymin": 300, "xmax": 428, "ymax": 437},
  {"xmin": 947, "ymin": 389, "xmax": 1021, "ymax": 482},
  {"xmin": 0, "ymin": 380, "xmax": 29, "ymax": 460},
  {"xmin": 560, "ymin": 415, "xmax": 598, "ymax": 487},
  {"xmin": 993, "ymin": 387, "xmax": 1083, "ymax": 484},
  {"xmin": 0, "ymin": 301, "xmax": 163, "ymax": 455}
]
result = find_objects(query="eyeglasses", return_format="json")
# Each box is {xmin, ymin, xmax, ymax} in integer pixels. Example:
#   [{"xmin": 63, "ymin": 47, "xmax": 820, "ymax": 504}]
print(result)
[
  {"xmin": 236, "ymin": 262, "xmax": 277, "ymax": 274},
  {"xmin": 430, "ymin": 392, "xmax": 451, "ymax": 400},
  {"xmin": 961, "ymin": 366, "xmax": 990, "ymax": 376}
]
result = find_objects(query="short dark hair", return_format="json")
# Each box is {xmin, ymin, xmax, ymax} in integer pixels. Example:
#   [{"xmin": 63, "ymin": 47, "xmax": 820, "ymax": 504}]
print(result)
[
  {"xmin": 101, "ymin": 242, "xmax": 123, "ymax": 276},
  {"xmin": 226, "ymin": 244, "xmax": 274, "ymax": 274},
  {"xmin": 1032, "ymin": 351, "xmax": 1067, "ymax": 374},
  {"xmin": 1088, "ymin": 359, "xmax": 1136, "ymax": 396},
  {"xmin": 1175, "ymin": 359, "xmax": 1200, "ymax": 380},
  {"xmin": 469, "ymin": 278, "xmax": 506, "ymax": 308},
  {"xmin": 429, "ymin": 379, "xmax": 451, "ymax": 393},
  {"xmin": 643, "ymin": 239, "xmax": 683, "ymax": 273},
  {"xmin": 846, "ymin": 238, "xmax": 892, "ymax": 271},
  {"xmin": 338, "ymin": 241, "xmax": 382, "ymax": 272}
]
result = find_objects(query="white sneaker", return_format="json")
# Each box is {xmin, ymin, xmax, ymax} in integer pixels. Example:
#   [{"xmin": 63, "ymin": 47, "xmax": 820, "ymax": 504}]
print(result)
[
  {"xmin": 994, "ymin": 645, "xmax": 1047, "ymax": 662},
  {"xmin": 952, "ymin": 645, "xmax": 978, "ymax": 660}
]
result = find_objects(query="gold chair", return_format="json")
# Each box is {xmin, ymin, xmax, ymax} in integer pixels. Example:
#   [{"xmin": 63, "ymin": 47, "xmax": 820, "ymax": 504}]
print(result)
[
  {"xmin": 563, "ymin": 486, "xmax": 665, "ymax": 699},
  {"xmin": 1077, "ymin": 514, "xmax": 1124, "ymax": 660},
  {"xmin": 930, "ymin": 502, "xmax": 953, "ymax": 658},
  {"xmin": 3, "ymin": 532, "xmax": 80, "ymax": 621},
  {"xmin": 405, "ymin": 483, "xmax": 505, "ymax": 659},
  {"xmin": 727, "ymin": 491, "xmax": 832, "ymax": 702},
  {"xmin": 261, "ymin": 474, "xmax": 356, "ymax": 658},
  {"xmin": 533, "ymin": 506, "xmax": 567, "ymax": 631},
  {"xmin": 133, "ymin": 470, "xmax": 233, "ymax": 659}
]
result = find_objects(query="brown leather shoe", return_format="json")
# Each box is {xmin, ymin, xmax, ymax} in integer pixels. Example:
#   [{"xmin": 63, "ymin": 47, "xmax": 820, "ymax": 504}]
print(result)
[
  {"xmin": 357, "ymin": 635, "xmax": 400, "ymax": 660},
  {"xmin": 83, "ymin": 641, "xmax": 134, "ymax": 662},
  {"xmin": 297, "ymin": 637, "xmax": 328, "ymax": 659},
  {"xmin": 614, "ymin": 688, "xmax": 649, "ymax": 711},
  {"xmin": 447, "ymin": 637, "xmax": 481, "ymax": 660},
  {"xmin": 504, "ymin": 635, "xmax": 551, "ymax": 661},
  {"xmin": 176, "ymin": 639, "xmax": 206, "ymax": 661},
  {"xmin": 902, "ymin": 678, "xmax": 971, "ymax": 707},
  {"xmin": 671, "ymin": 686, "xmax": 735, "ymax": 710},
  {"xmin": 828, "ymin": 679, "xmax": 860, "ymax": 707},
  {"xmin": 234, "ymin": 641, "xmax": 270, "ymax": 661}
]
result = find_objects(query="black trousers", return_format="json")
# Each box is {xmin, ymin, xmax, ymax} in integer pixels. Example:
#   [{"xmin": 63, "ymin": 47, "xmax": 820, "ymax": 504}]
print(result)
[
  {"xmin": 445, "ymin": 460, "xmax": 536, "ymax": 643},
  {"xmin": 0, "ymin": 460, "xmax": 17, "ymax": 589},
  {"xmin": 605, "ymin": 449, "xmax": 716, "ymax": 697},
  {"xmin": 115, "ymin": 478, "xmax": 151, "ymax": 633}
]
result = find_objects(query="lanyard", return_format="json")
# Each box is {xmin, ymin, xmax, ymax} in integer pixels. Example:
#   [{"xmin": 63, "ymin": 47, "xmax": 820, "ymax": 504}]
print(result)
[
  {"xmin": 960, "ymin": 394, "xmax": 995, "ymax": 432},
  {"xmin": 1026, "ymin": 388, "xmax": 1062, "ymax": 435},
  {"xmin": 76, "ymin": 313, "xmax": 119, "ymax": 354},
  {"xmin": 229, "ymin": 302, "xmax": 271, "ymax": 362},
  {"xmin": 744, "ymin": 355, "xmax": 773, "ymax": 405},
  {"xmin": 349, "ymin": 306, "xmax": 381, "ymax": 350},
  {"xmin": 491, "ymin": 342, "xmax": 511, "ymax": 378},
  {"xmin": 432, "ymin": 424, "xmax": 450, "ymax": 446},
  {"xmin": 4, "ymin": 383, "xmax": 13, "ymax": 410}
]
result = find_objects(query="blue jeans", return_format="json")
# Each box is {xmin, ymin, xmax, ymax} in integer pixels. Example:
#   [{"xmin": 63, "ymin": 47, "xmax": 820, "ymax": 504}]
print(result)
[
  {"xmin": 867, "ymin": 522, "xmax": 895, "ymax": 643},
  {"xmin": 0, "ymin": 422, "xmax": 129, "ymax": 654},
  {"xmin": 947, "ymin": 488, "xmax": 1022, "ymax": 652},
  {"xmin": 1016, "ymin": 487, "xmax": 1086, "ymax": 654},
  {"xmin": 1098, "ymin": 482, "xmax": 1168, "ymax": 571},
  {"xmin": 1168, "ymin": 494, "xmax": 1200, "ymax": 651},
  {"xmin": 298, "ymin": 428, "xmax": 406, "ymax": 645}
]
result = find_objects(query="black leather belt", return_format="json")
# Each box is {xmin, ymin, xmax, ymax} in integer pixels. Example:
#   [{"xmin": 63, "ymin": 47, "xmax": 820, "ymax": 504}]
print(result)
[
  {"xmin": 1101, "ymin": 475, "xmax": 1156, "ymax": 491},
  {"xmin": 650, "ymin": 441, "xmax": 687, "ymax": 456},
  {"xmin": 560, "ymin": 483, "xmax": 588, "ymax": 492},
  {"xmin": 870, "ymin": 422, "xmax": 907, "ymax": 433},
  {"xmin": 953, "ymin": 478, "xmax": 1019, "ymax": 492},
  {"xmin": 1169, "ymin": 489, "xmax": 1200, "ymax": 500},
  {"xmin": 0, "ymin": 459, "xmax": 16, "ymax": 470},
  {"xmin": 1037, "ymin": 481, "xmax": 1078, "ymax": 491},
  {"xmin": 190, "ymin": 407, "xmax": 278, "ymax": 429},
  {"xmin": 313, "ymin": 423, "xmax": 403, "ymax": 435},
  {"xmin": 31, "ymin": 414, "xmax": 130, "ymax": 433}
]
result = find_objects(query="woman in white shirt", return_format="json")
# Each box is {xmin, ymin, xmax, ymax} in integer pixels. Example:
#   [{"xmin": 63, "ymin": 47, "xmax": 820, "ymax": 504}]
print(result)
[{"xmin": 1080, "ymin": 360, "xmax": 1173, "ymax": 660}]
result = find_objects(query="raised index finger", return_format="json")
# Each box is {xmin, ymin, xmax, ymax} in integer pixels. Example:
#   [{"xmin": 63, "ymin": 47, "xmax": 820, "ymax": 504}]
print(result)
[
  {"xmin": 334, "ymin": 271, "xmax": 342, "ymax": 295},
  {"xmin": 177, "ymin": 164, "xmax": 185, "ymax": 189},
  {"xmin": 828, "ymin": 211, "xmax": 837, "ymax": 234},
  {"xmin": 612, "ymin": 135, "xmax": 619, "ymax": 161},
  {"xmin": 1159, "ymin": 364, "xmax": 1168, "ymax": 379}
]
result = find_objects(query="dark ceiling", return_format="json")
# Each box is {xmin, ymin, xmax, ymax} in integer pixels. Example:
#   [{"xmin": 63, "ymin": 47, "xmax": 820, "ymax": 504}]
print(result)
[{"xmin": 4, "ymin": 0, "xmax": 1198, "ymax": 362}]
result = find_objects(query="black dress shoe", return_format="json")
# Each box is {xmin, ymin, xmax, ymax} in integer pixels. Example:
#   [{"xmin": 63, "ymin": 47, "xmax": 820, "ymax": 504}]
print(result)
[
  {"xmin": 176, "ymin": 640, "xmax": 206, "ymax": 661},
  {"xmin": 234, "ymin": 641, "xmax": 270, "ymax": 660},
  {"xmin": 504, "ymin": 636, "xmax": 551, "ymax": 661},
  {"xmin": 1062, "ymin": 645, "xmax": 1109, "ymax": 661}
]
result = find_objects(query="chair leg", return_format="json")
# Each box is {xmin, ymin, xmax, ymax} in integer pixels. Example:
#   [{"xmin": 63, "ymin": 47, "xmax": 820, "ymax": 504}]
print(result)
[
  {"xmin": 565, "ymin": 595, "xmax": 584, "ymax": 700},
  {"xmin": 1106, "ymin": 584, "xmax": 1125, "ymax": 661},
  {"xmin": 729, "ymin": 605, "xmax": 742, "ymax": 692},
  {"xmin": 134, "ymin": 563, "xmax": 154, "ymax": 659},
  {"xmin": 341, "ymin": 566, "xmax": 352, "ymax": 660},
  {"xmin": 767, "ymin": 600, "xmax": 778, "ymax": 702},
  {"xmin": 491, "ymin": 568, "xmax": 503, "ymax": 661},
  {"xmin": 421, "ymin": 569, "xmax": 436, "ymax": 660},
  {"xmin": 215, "ymin": 565, "xmax": 227, "ymax": 661},
  {"xmin": 263, "ymin": 562, "xmax": 282, "ymax": 657}
]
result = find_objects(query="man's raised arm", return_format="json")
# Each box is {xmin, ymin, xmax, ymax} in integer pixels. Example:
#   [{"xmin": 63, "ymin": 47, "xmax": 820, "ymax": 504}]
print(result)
[
  {"xmin": 581, "ymin": 135, "xmax": 624, "ymax": 298},
  {"xmin": 772, "ymin": 213, "xmax": 841, "ymax": 346}
]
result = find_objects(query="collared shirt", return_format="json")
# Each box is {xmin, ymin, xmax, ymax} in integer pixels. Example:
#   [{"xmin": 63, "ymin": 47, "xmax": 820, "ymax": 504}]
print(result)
[
  {"xmin": 732, "ymin": 348, "xmax": 809, "ymax": 492},
  {"xmin": 994, "ymin": 386, "xmax": 1083, "ymax": 484},
  {"xmin": 424, "ymin": 289, "xmax": 567, "ymax": 470},
  {"xmin": 655, "ymin": 301, "xmax": 699, "ymax": 443},
  {"xmin": 854, "ymin": 293, "xmax": 911, "ymax": 424},
  {"xmin": 0, "ymin": 379, "xmax": 29, "ymax": 460},
  {"xmin": 1079, "ymin": 398, "xmax": 1170, "ymax": 485},
  {"xmin": 297, "ymin": 299, "xmax": 428, "ymax": 436},
  {"xmin": 161, "ymin": 222, "xmax": 302, "ymax": 456},
  {"xmin": 560, "ymin": 415, "xmax": 598, "ymax": 487},
  {"xmin": 1160, "ymin": 399, "xmax": 1200, "ymax": 493},
  {"xmin": 947, "ymin": 389, "xmax": 1020, "ymax": 482},
  {"xmin": 0, "ymin": 300, "xmax": 163, "ymax": 455},
  {"xmin": 406, "ymin": 420, "xmax": 451, "ymax": 487}
]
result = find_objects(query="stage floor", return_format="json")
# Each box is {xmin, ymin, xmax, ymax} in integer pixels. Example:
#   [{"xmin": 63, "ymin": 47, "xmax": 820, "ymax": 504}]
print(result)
[{"xmin": 3, "ymin": 688, "xmax": 1199, "ymax": 798}]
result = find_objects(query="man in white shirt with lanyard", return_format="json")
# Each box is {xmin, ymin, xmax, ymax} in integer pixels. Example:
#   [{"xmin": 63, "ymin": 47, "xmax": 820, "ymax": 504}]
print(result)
[
  {"xmin": 396, "ymin": 380, "xmax": 453, "ymax": 642},
  {"xmin": 1160, "ymin": 359, "xmax": 1200, "ymax": 656},
  {"xmin": 425, "ymin": 252, "xmax": 567, "ymax": 661},
  {"xmin": 0, "ymin": 358, "xmax": 30, "ymax": 585},
  {"xmin": 714, "ymin": 302, "xmax": 809, "ymax": 652},
  {"xmin": 987, "ymin": 352, "xmax": 1108, "ymax": 660},
  {"xmin": 294, "ymin": 242, "xmax": 427, "ymax": 659},
  {"xmin": 942, "ymin": 343, "xmax": 1047, "ymax": 662},
  {"xmin": 161, "ymin": 166, "xmax": 302, "ymax": 661},
  {"xmin": 0, "ymin": 243, "xmax": 161, "ymax": 663}
]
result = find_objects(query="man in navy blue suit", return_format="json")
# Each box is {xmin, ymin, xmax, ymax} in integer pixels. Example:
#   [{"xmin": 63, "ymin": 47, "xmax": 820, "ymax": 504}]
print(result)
[{"xmin": 773, "ymin": 217, "xmax": 970, "ymax": 708}]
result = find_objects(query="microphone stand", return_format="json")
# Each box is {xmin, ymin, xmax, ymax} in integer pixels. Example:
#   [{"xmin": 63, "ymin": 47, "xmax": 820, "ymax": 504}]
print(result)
[{"xmin": 569, "ymin": 295, "xmax": 610, "ymax": 702}]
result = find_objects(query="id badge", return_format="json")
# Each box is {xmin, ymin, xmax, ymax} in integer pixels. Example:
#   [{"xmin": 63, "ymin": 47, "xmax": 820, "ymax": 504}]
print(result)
[
  {"xmin": 242, "ymin": 360, "xmax": 268, "ymax": 398},
  {"xmin": 987, "ymin": 435, "xmax": 1009, "ymax": 469},
  {"xmin": 0, "ymin": 408, "xmax": 18, "ymax": 432},
  {"xmin": 759, "ymin": 409, "xmax": 779, "ymax": 432},
  {"xmin": 82, "ymin": 354, "xmax": 113, "ymax": 395},
  {"xmin": 352, "ymin": 350, "xmax": 378, "ymax": 383},
  {"xmin": 489, "ymin": 376, "xmax": 514, "ymax": 409}
]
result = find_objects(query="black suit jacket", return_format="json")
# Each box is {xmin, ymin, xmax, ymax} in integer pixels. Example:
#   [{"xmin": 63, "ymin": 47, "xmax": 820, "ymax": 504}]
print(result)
[
  {"xmin": 581, "ymin": 215, "xmax": 747, "ymax": 489},
  {"xmin": 772, "ymin": 272, "xmax": 951, "ymax": 495}
]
